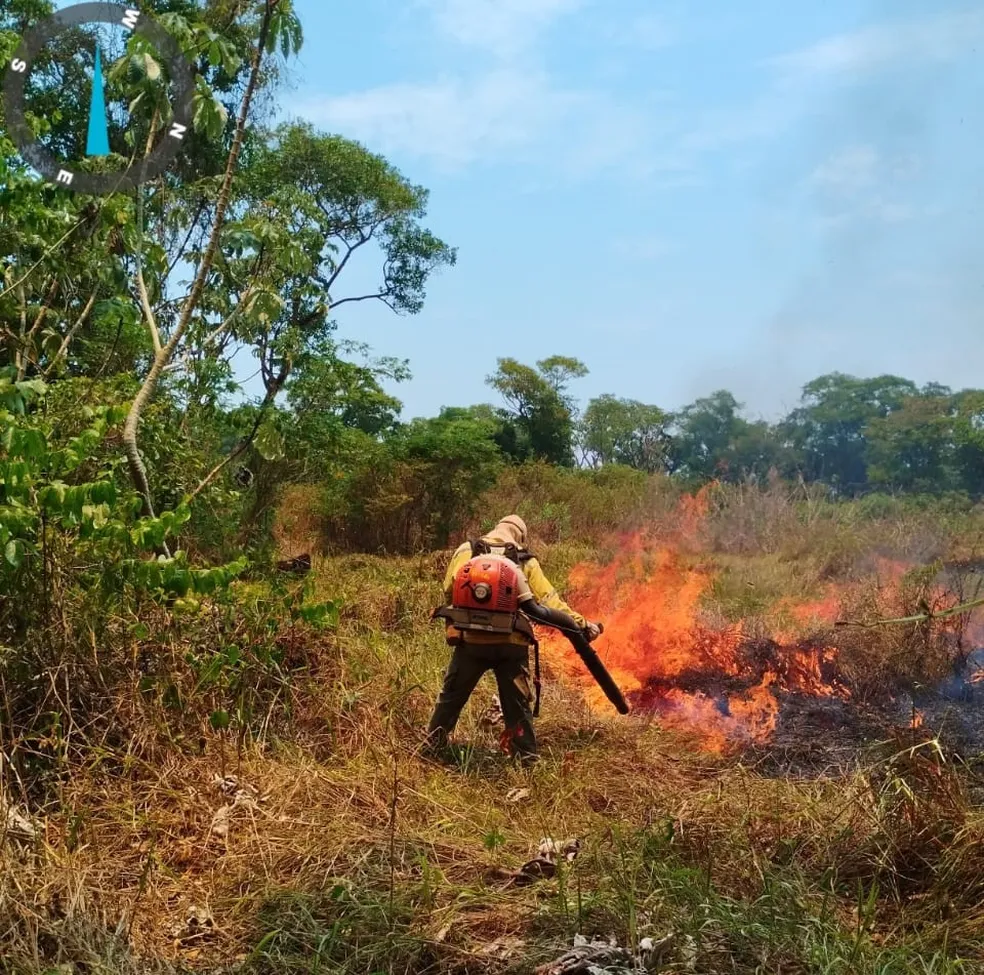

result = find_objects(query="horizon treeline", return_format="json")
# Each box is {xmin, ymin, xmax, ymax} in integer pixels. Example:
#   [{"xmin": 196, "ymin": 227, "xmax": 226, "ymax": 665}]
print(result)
[{"xmin": 277, "ymin": 350, "xmax": 984, "ymax": 498}]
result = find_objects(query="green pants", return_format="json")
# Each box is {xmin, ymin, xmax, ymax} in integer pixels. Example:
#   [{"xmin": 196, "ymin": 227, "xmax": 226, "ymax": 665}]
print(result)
[{"xmin": 426, "ymin": 643, "xmax": 537, "ymax": 757}]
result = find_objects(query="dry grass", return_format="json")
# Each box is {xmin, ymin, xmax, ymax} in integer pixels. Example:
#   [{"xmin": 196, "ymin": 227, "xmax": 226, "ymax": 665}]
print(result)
[{"xmin": 5, "ymin": 487, "xmax": 984, "ymax": 973}]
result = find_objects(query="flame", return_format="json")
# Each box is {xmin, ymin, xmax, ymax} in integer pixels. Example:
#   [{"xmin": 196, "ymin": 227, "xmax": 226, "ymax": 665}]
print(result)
[
  {"xmin": 910, "ymin": 709, "xmax": 925, "ymax": 729},
  {"xmin": 541, "ymin": 494, "xmax": 849, "ymax": 753},
  {"xmin": 780, "ymin": 593, "xmax": 842, "ymax": 629}
]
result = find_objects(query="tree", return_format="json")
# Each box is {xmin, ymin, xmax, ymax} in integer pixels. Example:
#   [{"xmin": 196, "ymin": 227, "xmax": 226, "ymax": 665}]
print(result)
[
  {"xmin": 580, "ymin": 394, "xmax": 672, "ymax": 472},
  {"xmin": 731, "ymin": 420, "xmax": 799, "ymax": 481},
  {"xmin": 669, "ymin": 390, "xmax": 746, "ymax": 480},
  {"xmin": 951, "ymin": 390, "xmax": 984, "ymax": 497},
  {"xmin": 122, "ymin": 0, "xmax": 290, "ymax": 523},
  {"xmin": 284, "ymin": 337, "xmax": 409, "ymax": 471},
  {"xmin": 316, "ymin": 408, "xmax": 505, "ymax": 553},
  {"xmin": 0, "ymin": 0, "xmax": 302, "ymax": 524},
  {"xmin": 486, "ymin": 356, "xmax": 588, "ymax": 465},
  {"xmin": 438, "ymin": 404, "xmax": 520, "ymax": 461},
  {"xmin": 780, "ymin": 373, "xmax": 920, "ymax": 493},
  {"xmin": 864, "ymin": 395, "xmax": 956, "ymax": 493},
  {"xmin": 180, "ymin": 121, "xmax": 456, "ymax": 498},
  {"xmin": 396, "ymin": 412, "xmax": 505, "ymax": 546}
]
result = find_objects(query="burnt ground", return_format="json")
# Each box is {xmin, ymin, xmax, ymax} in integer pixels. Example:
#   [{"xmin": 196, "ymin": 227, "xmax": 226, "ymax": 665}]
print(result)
[{"xmin": 630, "ymin": 641, "xmax": 984, "ymax": 783}]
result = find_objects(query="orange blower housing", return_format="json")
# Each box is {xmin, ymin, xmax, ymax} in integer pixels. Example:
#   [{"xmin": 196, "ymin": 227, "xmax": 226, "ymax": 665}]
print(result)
[
  {"xmin": 431, "ymin": 556, "xmax": 532, "ymax": 639},
  {"xmin": 452, "ymin": 557, "xmax": 522, "ymax": 614}
]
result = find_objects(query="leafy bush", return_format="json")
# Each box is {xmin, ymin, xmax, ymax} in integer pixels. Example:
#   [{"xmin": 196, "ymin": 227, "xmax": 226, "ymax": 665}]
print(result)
[
  {"xmin": 0, "ymin": 375, "xmax": 337, "ymax": 796},
  {"xmin": 312, "ymin": 413, "xmax": 505, "ymax": 554},
  {"xmin": 479, "ymin": 461, "xmax": 680, "ymax": 545}
]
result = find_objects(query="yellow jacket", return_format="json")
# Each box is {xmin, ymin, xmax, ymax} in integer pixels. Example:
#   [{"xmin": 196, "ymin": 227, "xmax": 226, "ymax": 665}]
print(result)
[{"xmin": 441, "ymin": 539, "xmax": 587, "ymax": 646}]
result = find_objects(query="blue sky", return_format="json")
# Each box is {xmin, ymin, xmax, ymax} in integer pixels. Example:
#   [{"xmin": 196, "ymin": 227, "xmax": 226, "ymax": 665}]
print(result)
[
  {"xmin": 40, "ymin": 0, "xmax": 976, "ymax": 420},
  {"xmin": 279, "ymin": 0, "xmax": 983, "ymax": 423}
]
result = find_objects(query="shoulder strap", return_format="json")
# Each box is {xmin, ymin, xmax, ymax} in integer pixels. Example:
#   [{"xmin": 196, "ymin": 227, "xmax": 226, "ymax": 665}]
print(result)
[
  {"xmin": 501, "ymin": 542, "xmax": 533, "ymax": 565},
  {"xmin": 469, "ymin": 538, "xmax": 534, "ymax": 564}
]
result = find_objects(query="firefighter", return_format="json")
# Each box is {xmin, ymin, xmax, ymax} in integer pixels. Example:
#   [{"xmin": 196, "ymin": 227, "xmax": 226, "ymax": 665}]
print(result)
[{"xmin": 424, "ymin": 514, "xmax": 602, "ymax": 762}]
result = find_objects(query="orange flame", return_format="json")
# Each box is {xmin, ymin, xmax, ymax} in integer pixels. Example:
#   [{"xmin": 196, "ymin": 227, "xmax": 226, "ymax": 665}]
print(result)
[{"xmin": 540, "ymin": 495, "xmax": 849, "ymax": 753}]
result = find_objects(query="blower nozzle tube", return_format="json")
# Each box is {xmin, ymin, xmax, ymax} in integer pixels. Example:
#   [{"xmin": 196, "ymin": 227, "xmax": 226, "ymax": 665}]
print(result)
[{"xmin": 522, "ymin": 602, "xmax": 630, "ymax": 715}]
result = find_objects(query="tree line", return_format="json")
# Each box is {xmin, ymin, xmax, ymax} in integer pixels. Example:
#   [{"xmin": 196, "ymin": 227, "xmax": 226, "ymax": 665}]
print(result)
[{"xmin": 272, "ymin": 349, "xmax": 984, "ymax": 506}]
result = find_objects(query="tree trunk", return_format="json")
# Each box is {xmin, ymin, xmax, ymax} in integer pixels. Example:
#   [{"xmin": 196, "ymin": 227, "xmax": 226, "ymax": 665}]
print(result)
[{"xmin": 122, "ymin": 0, "xmax": 279, "ymax": 518}]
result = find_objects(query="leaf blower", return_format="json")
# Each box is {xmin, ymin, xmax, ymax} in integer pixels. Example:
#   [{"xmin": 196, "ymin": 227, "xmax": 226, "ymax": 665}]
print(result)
[
  {"xmin": 523, "ymin": 603, "xmax": 630, "ymax": 715},
  {"xmin": 433, "ymin": 555, "xmax": 630, "ymax": 716}
]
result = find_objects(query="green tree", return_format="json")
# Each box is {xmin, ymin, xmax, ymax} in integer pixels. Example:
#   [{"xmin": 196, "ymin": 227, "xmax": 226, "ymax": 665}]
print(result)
[
  {"xmin": 781, "ymin": 373, "xmax": 920, "ymax": 493},
  {"xmin": 580, "ymin": 394, "xmax": 672, "ymax": 472},
  {"xmin": 865, "ymin": 395, "xmax": 956, "ymax": 493},
  {"xmin": 729, "ymin": 420, "xmax": 798, "ymax": 482},
  {"xmin": 951, "ymin": 390, "xmax": 984, "ymax": 497},
  {"xmin": 180, "ymin": 121, "xmax": 456, "ymax": 499},
  {"xmin": 438, "ymin": 404, "xmax": 519, "ymax": 461},
  {"xmin": 396, "ymin": 411, "xmax": 505, "ymax": 546},
  {"xmin": 669, "ymin": 390, "xmax": 746, "ymax": 481},
  {"xmin": 0, "ymin": 1, "xmax": 303, "ymax": 523},
  {"xmin": 317, "ymin": 409, "xmax": 504, "ymax": 553},
  {"xmin": 487, "ymin": 356, "xmax": 587, "ymax": 465}
]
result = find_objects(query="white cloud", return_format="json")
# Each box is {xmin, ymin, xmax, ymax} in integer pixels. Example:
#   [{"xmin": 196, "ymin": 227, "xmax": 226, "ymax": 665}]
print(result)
[
  {"xmin": 808, "ymin": 145, "xmax": 880, "ymax": 194},
  {"xmin": 607, "ymin": 13, "xmax": 676, "ymax": 51},
  {"xmin": 806, "ymin": 146, "xmax": 938, "ymax": 230},
  {"xmin": 294, "ymin": 0, "xmax": 665, "ymax": 177},
  {"xmin": 295, "ymin": 69, "xmax": 650, "ymax": 176},
  {"xmin": 296, "ymin": 71, "xmax": 558, "ymax": 169},
  {"xmin": 421, "ymin": 0, "xmax": 585, "ymax": 58},
  {"xmin": 768, "ymin": 10, "xmax": 984, "ymax": 80},
  {"xmin": 297, "ymin": 6, "xmax": 982, "ymax": 189}
]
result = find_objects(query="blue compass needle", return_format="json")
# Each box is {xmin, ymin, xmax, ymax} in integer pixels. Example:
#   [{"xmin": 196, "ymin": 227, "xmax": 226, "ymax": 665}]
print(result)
[{"xmin": 85, "ymin": 44, "xmax": 110, "ymax": 157}]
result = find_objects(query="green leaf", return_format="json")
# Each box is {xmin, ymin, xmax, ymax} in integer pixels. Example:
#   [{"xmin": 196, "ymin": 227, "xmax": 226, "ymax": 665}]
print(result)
[
  {"xmin": 129, "ymin": 50, "xmax": 162, "ymax": 82},
  {"xmin": 192, "ymin": 78, "xmax": 229, "ymax": 141},
  {"xmin": 297, "ymin": 600, "xmax": 341, "ymax": 630},
  {"xmin": 209, "ymin": 709, "xmax": 230, "ymax": 731},
  {"xmin": 247, "ymin": 289, "xmax": 284, "ymax": 325},
  {"xmin": 255, "ymin": 418, "xmax": 285, "ymax": 462},
  {"xmin": 4, "ymin": 539, "xmax": 22, "ymax": 568}
]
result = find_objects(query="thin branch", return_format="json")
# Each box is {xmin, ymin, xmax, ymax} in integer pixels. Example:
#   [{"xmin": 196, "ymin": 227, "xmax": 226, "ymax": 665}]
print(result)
[
  {"xmin": 185, "ymin": 361, "xmax": 290, "ymax": 504},
  {"xmin": 323, "ymin": 235, "xmax": 369, "ymax": 292},
  {"xmin": 164, "ymin": 199, "xmax": 207, "ymax": 281},
  {"xmin": 162, "ymin": 287, "xmax": 257, "ymax": 375},
  {"xmin": 13, "ymin": 284, "xmax": 27, "ymax": 377},
  {"xmin": 836, "ymin": 595, "xmax": 984, "ymax": 629},
  {"xmin": 205, "ymin": 286, "xmax": 257, "ymax": 345},
  {"xmin": 21, "ymin": 277, "xmax": 60, "ymax": 360},
  {"xmin": 0, "ymin": 217, "xmax": 90, "ymax": 303},
  {"xmin": 136, "ymin": 262, "xmax": 162, "ymax": 354},
  {"xmin": 43, "ymin": 289, "xmax": 98, "ymax": 378},
  {"xmin": 330, "ymin": 292, "xmax": 398, "ymax": 313}
]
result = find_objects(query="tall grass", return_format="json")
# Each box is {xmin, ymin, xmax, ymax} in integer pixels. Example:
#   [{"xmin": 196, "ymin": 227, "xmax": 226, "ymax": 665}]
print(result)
[{"xmin": 5, "ymin": 476, "xmax": 984, "ymax": 972}]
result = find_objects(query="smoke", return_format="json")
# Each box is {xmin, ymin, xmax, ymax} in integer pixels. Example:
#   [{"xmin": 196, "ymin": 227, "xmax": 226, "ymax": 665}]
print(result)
[{"xmin": 699, "ymin": 2, "xmax": 984, "ymax": 418}]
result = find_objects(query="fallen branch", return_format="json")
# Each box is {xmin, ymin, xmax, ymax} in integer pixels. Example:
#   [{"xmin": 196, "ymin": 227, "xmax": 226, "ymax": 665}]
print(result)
[{"xmin": 836, "ymin": 594, "xmax": 984, "ymax": 629}]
